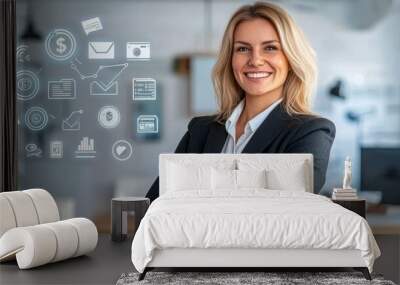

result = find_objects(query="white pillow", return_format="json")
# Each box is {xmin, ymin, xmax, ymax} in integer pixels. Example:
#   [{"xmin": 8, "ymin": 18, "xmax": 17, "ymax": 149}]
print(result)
[
  {"xmin": 211, "ymin": 168, "xmax": 267, "ymax": 190},
  {"xmin": 211, "ymin": 168, "xmax": 236, "ymax": 190},
  {"xmin": 266, "ymin": 166, "xmax": 307, "ymax": 191},
  {"xmin": 238, "ymin": 159, "xmax": 308, "ymax": 192},
  {"xmin": 167, "ymin": 162, "xmax": 211, "ymax": 191},
  {"xmin": 237, "ymin": 169, "xmax": 267, "ymax": 188}
]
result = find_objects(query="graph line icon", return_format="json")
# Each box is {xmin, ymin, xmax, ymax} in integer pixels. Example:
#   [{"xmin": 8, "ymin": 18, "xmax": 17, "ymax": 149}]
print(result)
[
  {"xmin": 90, "ymin": 81, "xmax": 118, "ymax": 96},
  {"xmin": 70, "ymin": 61, "xmax": 128, "ymax": 96},
  {"xmin": 62, "ymin": 110, "xmax": 83, "ymax": 131},
  {"xmin": 75, "ymin": 137, "xmax": 96, "ymax": 159}
]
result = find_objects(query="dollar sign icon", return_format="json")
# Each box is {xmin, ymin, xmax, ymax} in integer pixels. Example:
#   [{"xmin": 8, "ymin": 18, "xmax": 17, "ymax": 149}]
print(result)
[
  {"xmin": 45, "ymin": 29, "xmax": 76, "ymax": 61},
  {"xmin": 98, "ymin": 106, "xmax": 120, "ymax": 129},
  {"xmin": 56, "ymin": 37, "xmax": 67, "ymax": 54}
]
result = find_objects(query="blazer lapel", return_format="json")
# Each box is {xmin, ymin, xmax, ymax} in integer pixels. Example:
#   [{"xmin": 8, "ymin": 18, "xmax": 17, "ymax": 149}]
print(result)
[
  {"xmin": 203, "ymin": 121, "xmax": 228, "ymax": 153},
  {"xmin": 242, "ymin": 103, "xmax": 291, "ymax": 153}
]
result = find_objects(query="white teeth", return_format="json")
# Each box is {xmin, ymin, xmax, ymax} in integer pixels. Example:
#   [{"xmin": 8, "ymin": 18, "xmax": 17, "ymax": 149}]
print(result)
[{"xmin": 245, "ymin": 72, "xmax": 271, "ymax": 78}]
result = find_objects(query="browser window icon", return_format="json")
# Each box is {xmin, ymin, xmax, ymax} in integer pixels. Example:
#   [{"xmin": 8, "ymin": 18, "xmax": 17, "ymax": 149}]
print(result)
[{"xmin": 137, "ymin": 115, "xmax": 158, "ymax": 133}]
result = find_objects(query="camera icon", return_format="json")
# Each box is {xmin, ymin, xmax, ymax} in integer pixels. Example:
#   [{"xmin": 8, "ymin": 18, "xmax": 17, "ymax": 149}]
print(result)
[{"xmin": 126, "ymin": 42, "xmax": 151, "ymax": 60}]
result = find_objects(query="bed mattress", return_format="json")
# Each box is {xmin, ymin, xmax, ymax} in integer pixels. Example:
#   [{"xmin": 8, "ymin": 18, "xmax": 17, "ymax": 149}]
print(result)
[{"xmin": 131, "ymin": 190, "xmax": 380, "ymax": 273}]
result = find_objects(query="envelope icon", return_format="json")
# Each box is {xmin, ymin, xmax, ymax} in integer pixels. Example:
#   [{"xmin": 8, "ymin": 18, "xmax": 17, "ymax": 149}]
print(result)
[
  {"xmin": 90, "ymin": 81, "xmax": 118, "ymax": 96},
  {"xmin": 88, "ymin": 42, "xmax": 114, "ymax": 59}
]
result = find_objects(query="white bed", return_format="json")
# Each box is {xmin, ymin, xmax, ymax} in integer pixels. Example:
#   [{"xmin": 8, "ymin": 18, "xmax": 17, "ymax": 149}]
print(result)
[{"xmin": 131, "ymin": 154, "xmax": 380, "ymax": 280}]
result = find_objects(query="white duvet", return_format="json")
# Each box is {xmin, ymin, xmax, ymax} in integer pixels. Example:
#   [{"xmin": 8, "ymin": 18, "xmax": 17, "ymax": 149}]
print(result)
[{"xmin": 131, "ymin": 190, "xmax": 380, "ymax": 273}]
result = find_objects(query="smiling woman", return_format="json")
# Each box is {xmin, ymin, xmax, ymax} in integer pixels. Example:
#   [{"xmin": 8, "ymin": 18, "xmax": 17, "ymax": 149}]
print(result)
[
  {"xmin": 146, "ymin": 1, "xmax": 336, "ymax": 202},
  {"xmin": 213, "ymin": 2, "xmax": 317, "ymax": 122}
]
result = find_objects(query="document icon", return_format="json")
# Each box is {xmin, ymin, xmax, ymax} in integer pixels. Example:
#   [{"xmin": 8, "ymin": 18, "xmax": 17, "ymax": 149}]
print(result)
[
  {"xmin": 89, "ymin": 42, "xmax": 114, "ymax": 59},
  {"xmin": 50, "ymin": 141, "xmax": 63, "ymax": 159},
  {"xmin": 137, "ymin": 115, "xmax": 158, "ymax": 133},
  {"xmin": 132, "ymin": 78, "xmax": 156, "ymax": 100},
  {"xmin": 81, "ymin": 17, "xmax": 103, "ymax": 35},
  {"xmin": 48, "ymin": 79, "xmax": 76, "ymax": 99}
]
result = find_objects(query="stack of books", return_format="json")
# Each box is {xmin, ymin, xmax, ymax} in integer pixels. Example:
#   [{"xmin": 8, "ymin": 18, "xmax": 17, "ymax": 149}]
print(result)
[{"xmin": 332, "ymin": 188, "xmax": 358, "ymax": 200}]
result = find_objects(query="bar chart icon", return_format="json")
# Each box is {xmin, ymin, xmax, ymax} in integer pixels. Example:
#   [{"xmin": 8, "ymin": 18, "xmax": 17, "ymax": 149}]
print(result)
[{"xmin": 75, "ymin": 137, "xmax": 96, "ymax": 158}]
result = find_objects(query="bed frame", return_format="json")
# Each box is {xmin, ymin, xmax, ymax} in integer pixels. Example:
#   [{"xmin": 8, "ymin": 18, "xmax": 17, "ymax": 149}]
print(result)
[
  {"xmin": 138, "ymin": 154, "xmax": 372, "ymax": 281},
  {"xmin": 139, "ymin": 248, "xmax": 371, "ymax": 280}
]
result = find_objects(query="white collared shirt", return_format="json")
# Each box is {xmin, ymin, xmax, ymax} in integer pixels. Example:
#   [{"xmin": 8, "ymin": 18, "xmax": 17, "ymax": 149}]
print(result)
[{"xmin": 221, "ymin": 98, "xmax": 283, "ymax": 154}]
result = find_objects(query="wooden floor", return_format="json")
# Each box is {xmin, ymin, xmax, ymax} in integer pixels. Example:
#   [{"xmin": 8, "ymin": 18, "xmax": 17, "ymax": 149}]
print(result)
[
  {"xmin": 1, "ymin": 232, "xmax": 397, "ymax": 284},
  {"xmin": 0, "ymin": 234, "xmax": 133, "ymax": 285}
]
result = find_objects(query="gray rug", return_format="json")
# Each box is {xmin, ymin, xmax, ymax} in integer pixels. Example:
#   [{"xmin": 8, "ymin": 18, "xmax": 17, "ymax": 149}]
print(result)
[{"xmin": 116, "ymin": 271, "xmax": 396, "ymax": 285}]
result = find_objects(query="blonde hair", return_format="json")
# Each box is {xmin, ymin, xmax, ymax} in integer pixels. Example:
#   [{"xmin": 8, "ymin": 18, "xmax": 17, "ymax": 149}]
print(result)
[{"xmin": 212, "ymin": 1, "xmax": 317, "ymax": 122}]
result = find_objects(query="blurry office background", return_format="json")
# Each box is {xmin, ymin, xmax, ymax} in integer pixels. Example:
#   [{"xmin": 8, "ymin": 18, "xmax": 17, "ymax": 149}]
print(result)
[{"xmin": 16, "ymin": 0, "xmax": 400, "ymax": 224}]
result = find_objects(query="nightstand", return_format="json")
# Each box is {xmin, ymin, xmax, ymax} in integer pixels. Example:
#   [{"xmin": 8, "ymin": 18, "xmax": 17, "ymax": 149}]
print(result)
[
  {"xmin": 111, "ymin": 197, "xmax": 150, "ymax": 242},
  {"xmin": 332, "ymin": 199, "xmax": 366, "ymax": 218}
]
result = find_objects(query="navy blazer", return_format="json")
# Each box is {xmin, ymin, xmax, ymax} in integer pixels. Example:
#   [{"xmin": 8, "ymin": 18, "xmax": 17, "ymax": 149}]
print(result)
[{"xmin": 146, "ymin": 103, "xmax": 336, "ymax": 202}]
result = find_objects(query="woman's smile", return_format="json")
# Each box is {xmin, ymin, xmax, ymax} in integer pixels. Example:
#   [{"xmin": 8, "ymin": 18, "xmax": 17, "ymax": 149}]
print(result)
[{"xmin": 244, "ymin": 71, "xmax": 273, "ymax": 79}]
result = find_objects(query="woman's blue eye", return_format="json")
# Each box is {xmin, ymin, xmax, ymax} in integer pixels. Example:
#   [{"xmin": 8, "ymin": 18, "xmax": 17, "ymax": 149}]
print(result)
[
  {"xmin": 265, "ymin": 45, "xmax": 277, "ymax": 51},
  {"xmin": 236, "ymin": 46, "xmax": 249, "ymax": 52}
]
